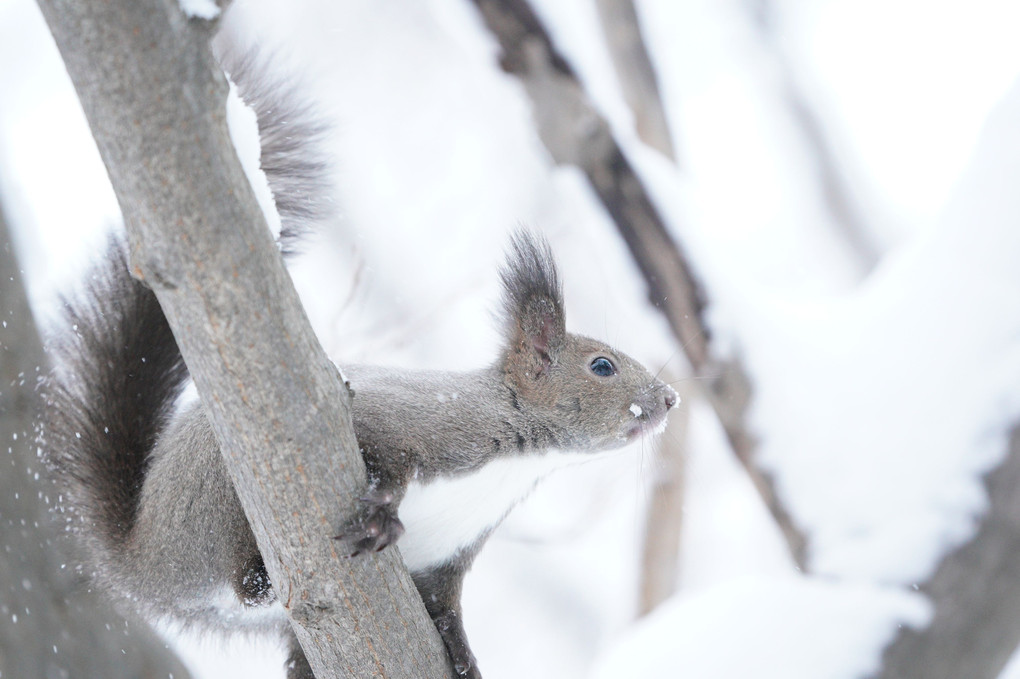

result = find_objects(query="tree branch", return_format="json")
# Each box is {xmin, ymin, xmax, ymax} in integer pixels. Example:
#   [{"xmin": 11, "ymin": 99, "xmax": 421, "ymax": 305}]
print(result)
[
  {"xmin": 745, "ymin": 0, "xmax": 880, "ymax": 275},
  {"xmin": 32, "ymin": 1, "xmax": 452, "ymax": 676},
  {"xmin": 870, "ymin": 423, "xmax": 1020, "ymax": 679},
  {"xmin": 638, "ymin": 374, "xmax": 689, "ymax": 616},
  {"xmin": 593, "ymin": 0, "xmax": 677, "ymax": 161},
  {"xmin": 469, "ymin": 0, "xmax": 809, "ymax": 569}
]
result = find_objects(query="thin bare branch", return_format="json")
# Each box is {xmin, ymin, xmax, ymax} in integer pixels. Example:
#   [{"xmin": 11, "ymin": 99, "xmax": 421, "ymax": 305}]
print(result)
[
  {"xmin": 594, "ymin": 0, "xmax": 677, "ymax": 161},
  {"xmin": 638, "ymin": 375, "xmax": 689, "ymax": 616},
  {"xmin": 745, "ymin": 0, "xmax": 881, "ymax": 274}
]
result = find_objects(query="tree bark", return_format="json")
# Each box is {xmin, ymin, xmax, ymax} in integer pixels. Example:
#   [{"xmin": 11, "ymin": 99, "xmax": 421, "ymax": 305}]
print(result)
[
  {"xmin": 0, "ymin": 200, "xmax": 192, "ymax": 678},
  {"xmin": 468, "ymin": 0, "xmax": 809, "ymax": 569},
  {"xmin": 870, "ymin": 424, "xmax": 1020, "ymax": 679},
  {"xmin": 32, "ymin": 1, "xmax": 452, "ymax": 677}
]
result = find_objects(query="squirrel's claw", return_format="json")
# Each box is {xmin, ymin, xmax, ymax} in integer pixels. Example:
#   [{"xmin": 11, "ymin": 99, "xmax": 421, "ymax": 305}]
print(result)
[
  {"xmin": 433, "ymin": 610, "xmax": 482, "ymax": 678},
  {"xmin": 333, "ymin": 495, "xmax": 405, "ymax": 557}
]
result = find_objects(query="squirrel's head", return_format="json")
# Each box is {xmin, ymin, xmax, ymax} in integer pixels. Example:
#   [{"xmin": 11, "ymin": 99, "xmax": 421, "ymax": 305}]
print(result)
[{"xmin": 497, "ymin": 231, "xmax": 677, "ymax": 451}]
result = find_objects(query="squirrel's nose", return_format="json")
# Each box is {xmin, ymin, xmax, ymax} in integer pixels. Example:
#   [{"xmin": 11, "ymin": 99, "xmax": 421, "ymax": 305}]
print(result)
[{"xmin": 663, "ymin": 387, "xmax": 678, "ymax": 410}]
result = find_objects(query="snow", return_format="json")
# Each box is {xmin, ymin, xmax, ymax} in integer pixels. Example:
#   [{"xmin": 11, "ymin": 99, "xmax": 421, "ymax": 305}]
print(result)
[
  {"xmin": 224, "ymin": 80, "xmax": 282, "ymax": 238},
  {"xmin": 717, "ymin": 73, "xmax": 1020, "ymax": 586},
  {"xmin": 4, "ymin": 0, "xmax": 1020, "ymax": 677},
  {"xmin": 179, "ymin": 0, "xmax": 220, "ymax": 20},
  {"xmin": 593, "ymin": 576, "xmax": 930, "ymax": 679},
  {"xmin": 794, "ymin": 0, "xmax": 1020, "ymax": 228}
]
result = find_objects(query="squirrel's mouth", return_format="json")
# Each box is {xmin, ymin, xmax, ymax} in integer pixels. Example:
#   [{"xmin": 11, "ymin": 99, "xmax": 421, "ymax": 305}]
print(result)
[{"xmin": 623, "ymin": 410, "xmax": 669, "ymax": 441}]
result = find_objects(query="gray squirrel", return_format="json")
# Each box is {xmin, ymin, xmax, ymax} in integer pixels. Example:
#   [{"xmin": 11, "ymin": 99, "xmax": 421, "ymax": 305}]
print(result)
[{"xmin": 40, "ymin": 54, "xmax": 677, "ymax": 679}]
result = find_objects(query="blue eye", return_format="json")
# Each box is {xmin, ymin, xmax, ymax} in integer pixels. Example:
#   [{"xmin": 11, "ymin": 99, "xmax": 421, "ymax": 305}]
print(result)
[{"xmin": 589, "ymin": 357, "xmax": 616, "ymax": 377}]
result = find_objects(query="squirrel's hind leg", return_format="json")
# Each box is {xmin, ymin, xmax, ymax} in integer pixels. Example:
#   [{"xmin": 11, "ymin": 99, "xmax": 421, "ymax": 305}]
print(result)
[
  {"xmin": 413, "ymin": 558, "xmax": 482, "ymax": 679},
  {"xmin": 284, "ymin": 633, "xmax": 315, "ymax": 679}
]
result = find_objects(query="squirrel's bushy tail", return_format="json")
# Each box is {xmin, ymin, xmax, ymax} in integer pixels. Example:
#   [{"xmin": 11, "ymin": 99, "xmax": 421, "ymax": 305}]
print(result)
[
  {"xmin": 42, "ymin": 240, "xmax": 188, "ymax": 567},
  {"xmin": 219, "ymin": 47, "xmax": 336, "ymax": 256}
]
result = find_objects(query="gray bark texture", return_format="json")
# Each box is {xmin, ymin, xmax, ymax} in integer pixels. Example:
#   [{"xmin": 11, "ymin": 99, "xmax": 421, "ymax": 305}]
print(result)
[
  {"xmin": 32, "ymin": 1, "xmax": 452, "ymax": 677},
  {"xmin": 0, "ymin": 203, "xmax": 192, "ymax": 678},
  {"xmin": 468, "ymin": 0, "xmax": 809, "ymax": 569},
  {"xmin": 870, "ymin": 424, "xmax": 1020, "ymax": 679}
]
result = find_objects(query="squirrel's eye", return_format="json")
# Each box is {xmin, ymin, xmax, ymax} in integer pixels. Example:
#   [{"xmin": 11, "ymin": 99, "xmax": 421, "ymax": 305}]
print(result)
[{"xmin": 589, "ymin": 357, "xmax": 616, "ymax": 377}]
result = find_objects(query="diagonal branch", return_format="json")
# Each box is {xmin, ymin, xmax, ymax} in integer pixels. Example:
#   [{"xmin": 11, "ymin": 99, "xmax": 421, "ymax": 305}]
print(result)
[
  {"xmin": 32, "ymin": 1, "xmax": 453, "ymax": 677},
  {"xmin": 594, "ymin": 0, "xmax": 677, "ymax": 161},
  {"xmin": 469, "ymin": 0, "xmax": 809, "ymax": 569},
  {"xmin": 745, "ymin": 0, "xmax": 881, "ymax": 274}
]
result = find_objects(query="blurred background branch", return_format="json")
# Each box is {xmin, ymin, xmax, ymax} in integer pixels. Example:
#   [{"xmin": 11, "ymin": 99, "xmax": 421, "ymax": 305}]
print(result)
[
  {"xmin": 638, "ymin": 374, "xmax": 690, "ymax": 616},
  {"xmin": 593, "ymin": 0, "xmax": 677, "ymax": 162},
  {"xmin": 0, "ymin": 194, "xmax": 192, "ymax": 679},
  {"xmin": 872, "ymin": 423, "xmax": 1020, "ymax": 679},
  {"xmin": 743, "ymin": 0, "xmax": 881, "ymax": 276},
  {"xmin": 469, "ymin": 0, "xmax": 810, "ymax": 571}
]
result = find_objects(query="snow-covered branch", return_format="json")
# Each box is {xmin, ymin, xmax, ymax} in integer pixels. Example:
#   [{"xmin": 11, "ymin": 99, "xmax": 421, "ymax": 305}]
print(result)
[{"xmin": 873, "ymin": 424, "xmax": 1020, "ymax": 679}]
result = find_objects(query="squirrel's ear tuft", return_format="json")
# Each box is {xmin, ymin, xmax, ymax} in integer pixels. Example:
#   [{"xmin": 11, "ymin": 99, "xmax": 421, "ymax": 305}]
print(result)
[{"xmin": 499, "ymin": 230, "xmax": 566, "ymax": 373}]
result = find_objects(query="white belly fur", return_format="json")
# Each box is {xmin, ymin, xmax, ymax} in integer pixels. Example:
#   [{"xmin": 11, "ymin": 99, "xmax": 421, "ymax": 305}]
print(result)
[{"xmin": 397, "ymin": 450, "xmax": 588, "ymax": 572}]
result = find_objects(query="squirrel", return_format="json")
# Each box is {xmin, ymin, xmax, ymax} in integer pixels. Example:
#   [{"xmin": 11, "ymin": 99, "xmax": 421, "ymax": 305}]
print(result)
[{"xmin": 39, "ymin": 53, "xmax": 678, "ymax": 679}]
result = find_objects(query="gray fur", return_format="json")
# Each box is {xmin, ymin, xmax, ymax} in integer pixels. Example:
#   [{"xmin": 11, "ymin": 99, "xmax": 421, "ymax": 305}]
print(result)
[
  {"xmin": 499, "ymin": 230, "xmax": 564, "ymax": 362},
  {"xmin": 218, "ymin": 47, "xmax": 335, "ymax": 255},
  {"xmin": 41, "ymin": 58, "xmax": 677, "ymax": 679}
]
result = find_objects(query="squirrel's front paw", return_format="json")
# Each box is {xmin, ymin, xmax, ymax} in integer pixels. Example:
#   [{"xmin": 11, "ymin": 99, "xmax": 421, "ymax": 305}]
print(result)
[{"xmin": 333, "ymin": 490, "xmax": 405, "ymax": 557}]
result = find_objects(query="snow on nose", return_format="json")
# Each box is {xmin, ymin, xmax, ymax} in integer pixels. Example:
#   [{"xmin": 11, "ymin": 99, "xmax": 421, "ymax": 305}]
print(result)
[{"xmin": 664, "ymin": 386, "xmax": 678, "ymax": 409}]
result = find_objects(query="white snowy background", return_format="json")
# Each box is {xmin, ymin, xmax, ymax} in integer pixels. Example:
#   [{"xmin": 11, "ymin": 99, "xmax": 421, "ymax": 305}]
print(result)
[{"xmin": 2, "ymin": 0, "xmax": 1020, "ymax": 677}]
